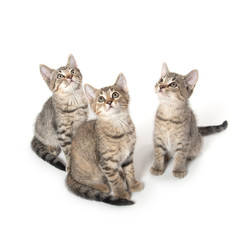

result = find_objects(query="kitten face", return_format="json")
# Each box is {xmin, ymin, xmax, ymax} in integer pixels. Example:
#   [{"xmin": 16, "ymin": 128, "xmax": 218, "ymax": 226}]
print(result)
[
  {"xmin": 50, "ymin": 66, "xmax": 82, "ymax": 93},
  {"xmin": 94, "ymin": 86, "xmax": 129, "ymax": 117},
  {"xmin": 40, "ymin": 54, "xmax": 82, "ymax": 94},
  {"xmin": 84, "ymin": 73, "xmax": 130, "ymax": 118},
  {"xmin": 155, "ymin": 72, "xmax": 184, "ymax": 101},
  {"xmin": 155, "ymin": 63, "xmax": 198, "ymax": 102}
]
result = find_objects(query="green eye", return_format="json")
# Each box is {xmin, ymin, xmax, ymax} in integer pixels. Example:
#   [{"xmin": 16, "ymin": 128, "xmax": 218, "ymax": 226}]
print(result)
[
  {"xmin": 112, "ymin": 92, "xmax": 119, "ymax": 98},
  {"xmin": 98, "ymin": 96, "xmax": 105, "ymax": 103},
  {"xmin": 57, "ymin": 74, "xmax": 64, "ymax": 79},
  {"xmin": 170, "ymin": 82, "xmax": 177, "ymax": 88},
  {"xmin": 71, "ymin": 69, "xmax": 76, "ymax": 74}
]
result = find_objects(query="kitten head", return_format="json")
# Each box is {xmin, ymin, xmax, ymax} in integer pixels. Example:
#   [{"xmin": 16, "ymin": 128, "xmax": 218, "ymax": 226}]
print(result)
[
  {"xmin": 39, "ymin": 54, "xmax": 82, "ymax": 94},
  {"xmin": 84, "ymin": 73, "xmax": 130, "ymax": 118},
  {"xmin": 155, "ymin": 63, "xmax": 198, "ymax": 102}
]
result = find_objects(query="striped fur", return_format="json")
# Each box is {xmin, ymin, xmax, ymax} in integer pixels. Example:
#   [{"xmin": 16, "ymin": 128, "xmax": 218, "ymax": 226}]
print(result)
[
  {"xmin": 151, "ymin": 63, "xmax": 228, "ymax": 178},
  {"xmin": 31, "ymin": 55, "xmax": 88, "ymax": 171},
  {"xmin": 66, "ymin": 74, "xmax": 143, "ymax": 206},
  {"xmin": 198, "ymin": 120, "xmax": 228, "ymax": 136},
  {"xmin": 66, "ymin": 173, "xmax": 134, "ymax": 206},
  {"xmin": 31, "ymin": 136, "xmax": 65, "ymax": 171}
]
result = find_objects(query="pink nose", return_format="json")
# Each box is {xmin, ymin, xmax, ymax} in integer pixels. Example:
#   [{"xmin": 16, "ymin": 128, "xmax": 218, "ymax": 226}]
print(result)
[
  {"xmin": 68, "ymin": 75, "xmax": 73, "ymax": 80},
  {"xmin": 107, "ymin": 100, "xmax": 113, "ymax": 105}
]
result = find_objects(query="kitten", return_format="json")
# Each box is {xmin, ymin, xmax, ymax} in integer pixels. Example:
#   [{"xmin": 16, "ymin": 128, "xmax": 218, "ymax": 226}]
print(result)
[
  {"xmin": 150, "ymin": 63, "xmax": 228, "ymax": 178},
  {"xmin": 66, "ymin": 73, "xmax": 143, "ymax": 206},
  {"xmin": 31, "ymin": 55, "xmax": 88, "ymax": 171}
]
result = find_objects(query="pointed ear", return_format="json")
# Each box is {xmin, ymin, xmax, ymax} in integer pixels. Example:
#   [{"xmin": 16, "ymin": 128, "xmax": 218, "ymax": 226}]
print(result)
[
  {"xmin": 115, "ymin": 73, "xmax": 128, "ymax": 92},
  {"xmin": 185, "ymin": 70, "xmax": 198, "ymax": 90},
  {"xmin": 40, "ymin": 64, "xmax": 53, "ymax": 84},
  {"xmin": 161, "ymin": 62, "xmax": 169, "ymax": 77},
  {"xmin": 67, "ymin": 54, "xmax": 78, "ymax": 68},
  {"xmin": 84, "ymin": 84, "xmax": 97, "ymax": 103}
]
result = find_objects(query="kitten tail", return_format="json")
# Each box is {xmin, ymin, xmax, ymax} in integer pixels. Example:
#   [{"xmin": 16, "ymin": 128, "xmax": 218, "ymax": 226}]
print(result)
[
  {"xmin": 31, "ymin": 136, "xmax": 66, "ymax": 171},
  {"xmin": 66, "ymin": 173, "xmax": 134, "ymax": 206},
  {"xmin": 198, "ymin": 120, "xmax": 228, "ymax": 136}
]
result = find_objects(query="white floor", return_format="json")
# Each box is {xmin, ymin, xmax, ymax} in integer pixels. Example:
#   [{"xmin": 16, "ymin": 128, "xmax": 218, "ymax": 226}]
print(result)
[{"xmin": 1, "ymin": 1, "xmax": 250, "ymax": 240}]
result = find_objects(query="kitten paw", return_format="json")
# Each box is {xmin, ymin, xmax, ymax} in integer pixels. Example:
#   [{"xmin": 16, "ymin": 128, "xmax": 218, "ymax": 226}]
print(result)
[
  {"xmin": 116, "ymin": 191, "xmax": 131, "ymax": 200},
  {"xmin": 130, "ymin": 182, "xmax": 143, "ymax": 192},
  {"xmin": 173, "ymin": 170, "xmax": 187, "ymax": 178},
  {"xmin": 150, "ymin": 167, "xmax": 164, "ymax": 176}
]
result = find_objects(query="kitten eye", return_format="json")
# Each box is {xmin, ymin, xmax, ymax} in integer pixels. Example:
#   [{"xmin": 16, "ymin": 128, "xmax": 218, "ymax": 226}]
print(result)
[
  {"xmin": 98, "ymin": 96, "xmax": 105, "ymax": 103},
  {"xmin": 71, "ymin": 69, "xmax": 76, "ymax": 74},
  {"xmin": 112, "ymin": 92, "xmax": 119, "ymax": 99},
  {"xmin": 170, "ymin": 82, "xmax": 177, "ymax": 88},
  {"xmin": 57, "ymin": 74, "xmax": 64, "ymax": 79},
  {"xmin": 159, "ymin": 78, "xmax": 164, "ymax": 83}
]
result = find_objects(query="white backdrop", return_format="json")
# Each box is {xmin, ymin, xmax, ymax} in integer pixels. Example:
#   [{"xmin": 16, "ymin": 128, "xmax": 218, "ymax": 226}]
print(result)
[{"xmin": 0, "ymin": 0, "xmax": 250, "ymax": 239}]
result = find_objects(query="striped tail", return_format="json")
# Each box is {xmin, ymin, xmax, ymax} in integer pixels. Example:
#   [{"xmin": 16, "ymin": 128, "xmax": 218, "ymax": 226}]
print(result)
[
  {"xmin": 198, "ymin": 120, "xmax": 228, "ymax": 136},
  {"xmin": 66, "ymin": 173, "xmax": 134, "ymax": 206},
  {"xmin": 31, "ymin": 136, "xmax": 66, "ymax": 171}
]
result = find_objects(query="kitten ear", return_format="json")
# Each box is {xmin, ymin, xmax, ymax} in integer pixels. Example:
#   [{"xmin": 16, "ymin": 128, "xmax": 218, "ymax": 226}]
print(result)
[
  {"xmin": 161, "ymin": 62, "xmax": 169, "ymax": 77},
  {"xmin": 184, "ymin": 70, "xmax": 199, "ymax": 90},
  {"xmin": 115, "ymin": 73, "xmax": 128, "ymax": 92},
  {"xmin": 84, "ymin": 84, "xmax": 97, "ymax": 103},
  {"xmin": 67, "ymin": 54, "xmax": 78, "ymax": 68},
  {"xmin": 40, "ymin": 64, "xmax": 53, "ymax": 84}
]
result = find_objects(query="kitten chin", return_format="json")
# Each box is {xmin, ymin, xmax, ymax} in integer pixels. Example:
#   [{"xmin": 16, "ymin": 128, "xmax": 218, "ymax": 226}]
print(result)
[
  {"xmin": 60, "ymin": 78, "xmax": 80, "ymax": 93},
  {"xmin": 98, "ymin": 105, "xmax": 124, "ymax": 118},
  {"xmin": 100, "ymin": 111, "xmax": 131, "ymax": 128}
]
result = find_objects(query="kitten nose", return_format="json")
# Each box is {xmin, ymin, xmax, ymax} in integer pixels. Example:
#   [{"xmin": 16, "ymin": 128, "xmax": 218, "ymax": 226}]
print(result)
[
  {"xmin": 107, "ymin": 100, "xmax": 113, "ymax": 105},
  {"xmin": 160, "ymin": 85, "xmax": 166, "ymax": 90},
  {"xmin": 67, "ymin": 75, "xmax": 73, "ymax": 80}
]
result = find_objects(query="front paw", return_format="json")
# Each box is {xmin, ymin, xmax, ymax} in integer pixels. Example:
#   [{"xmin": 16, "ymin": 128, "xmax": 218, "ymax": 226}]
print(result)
[
  {"xmin": 150, "ymin": 167, "xmax": 164, "ymax": 176},
  {"xmin": 130, "ymin": 182, "xmax": 143, "ymax": 192},
  {"xmin": 173, "ymin": 170, "xmax": 187, "ymax": 178},
  {"xmin": 115, "ymin": 191, "xmax": 131, "ymax": 200}
]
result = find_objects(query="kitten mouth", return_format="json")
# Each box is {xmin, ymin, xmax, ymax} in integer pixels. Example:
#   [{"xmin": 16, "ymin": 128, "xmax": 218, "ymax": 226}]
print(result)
[
  {"xmin": 66, "ymin": 80, "xmax": 75, "ymax": 87},
  {"xmin": 106, "ymin": 105, "xmax": 116, "ymax": 112}
]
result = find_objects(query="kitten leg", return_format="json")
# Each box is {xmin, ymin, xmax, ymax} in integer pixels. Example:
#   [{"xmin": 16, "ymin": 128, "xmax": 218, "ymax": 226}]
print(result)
[
  {"xmin": 173, "ymin": 148, "xmax": 188, "ymax": 178},
  {"xmin": 150, "ymin": 143, "xmax": 166, "ymax": 176},
  {"xmin": 122, "ymin": 155, "xmax": 143, "ymax": 192},
  {"xmin": 100, "ymin": 159, "xmax": 131, "ymax": 200},
  {"xmin": 57, "ymin": 127, "xmax": 72, "ymax": 172},
  {"xmin": 119, "ymin": 170, "xmax": 125, "ymax": 180},
  {"xmin": 187, "ymin": 135, "xmax": 202, "ymax": 161}
]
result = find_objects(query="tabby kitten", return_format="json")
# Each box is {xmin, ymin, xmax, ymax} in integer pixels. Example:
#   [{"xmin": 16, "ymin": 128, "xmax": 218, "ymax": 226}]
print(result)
[
  {"xmin": 150, "ymin": 63, "xmax": 228, "ymax": 178},
  {"xmin": 31, "ymin": 55, "xmax": 88, "ymax": 171},
  {"xmin": 66, "ymin": 73, "xmax": 143, "ymax": 206}
]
